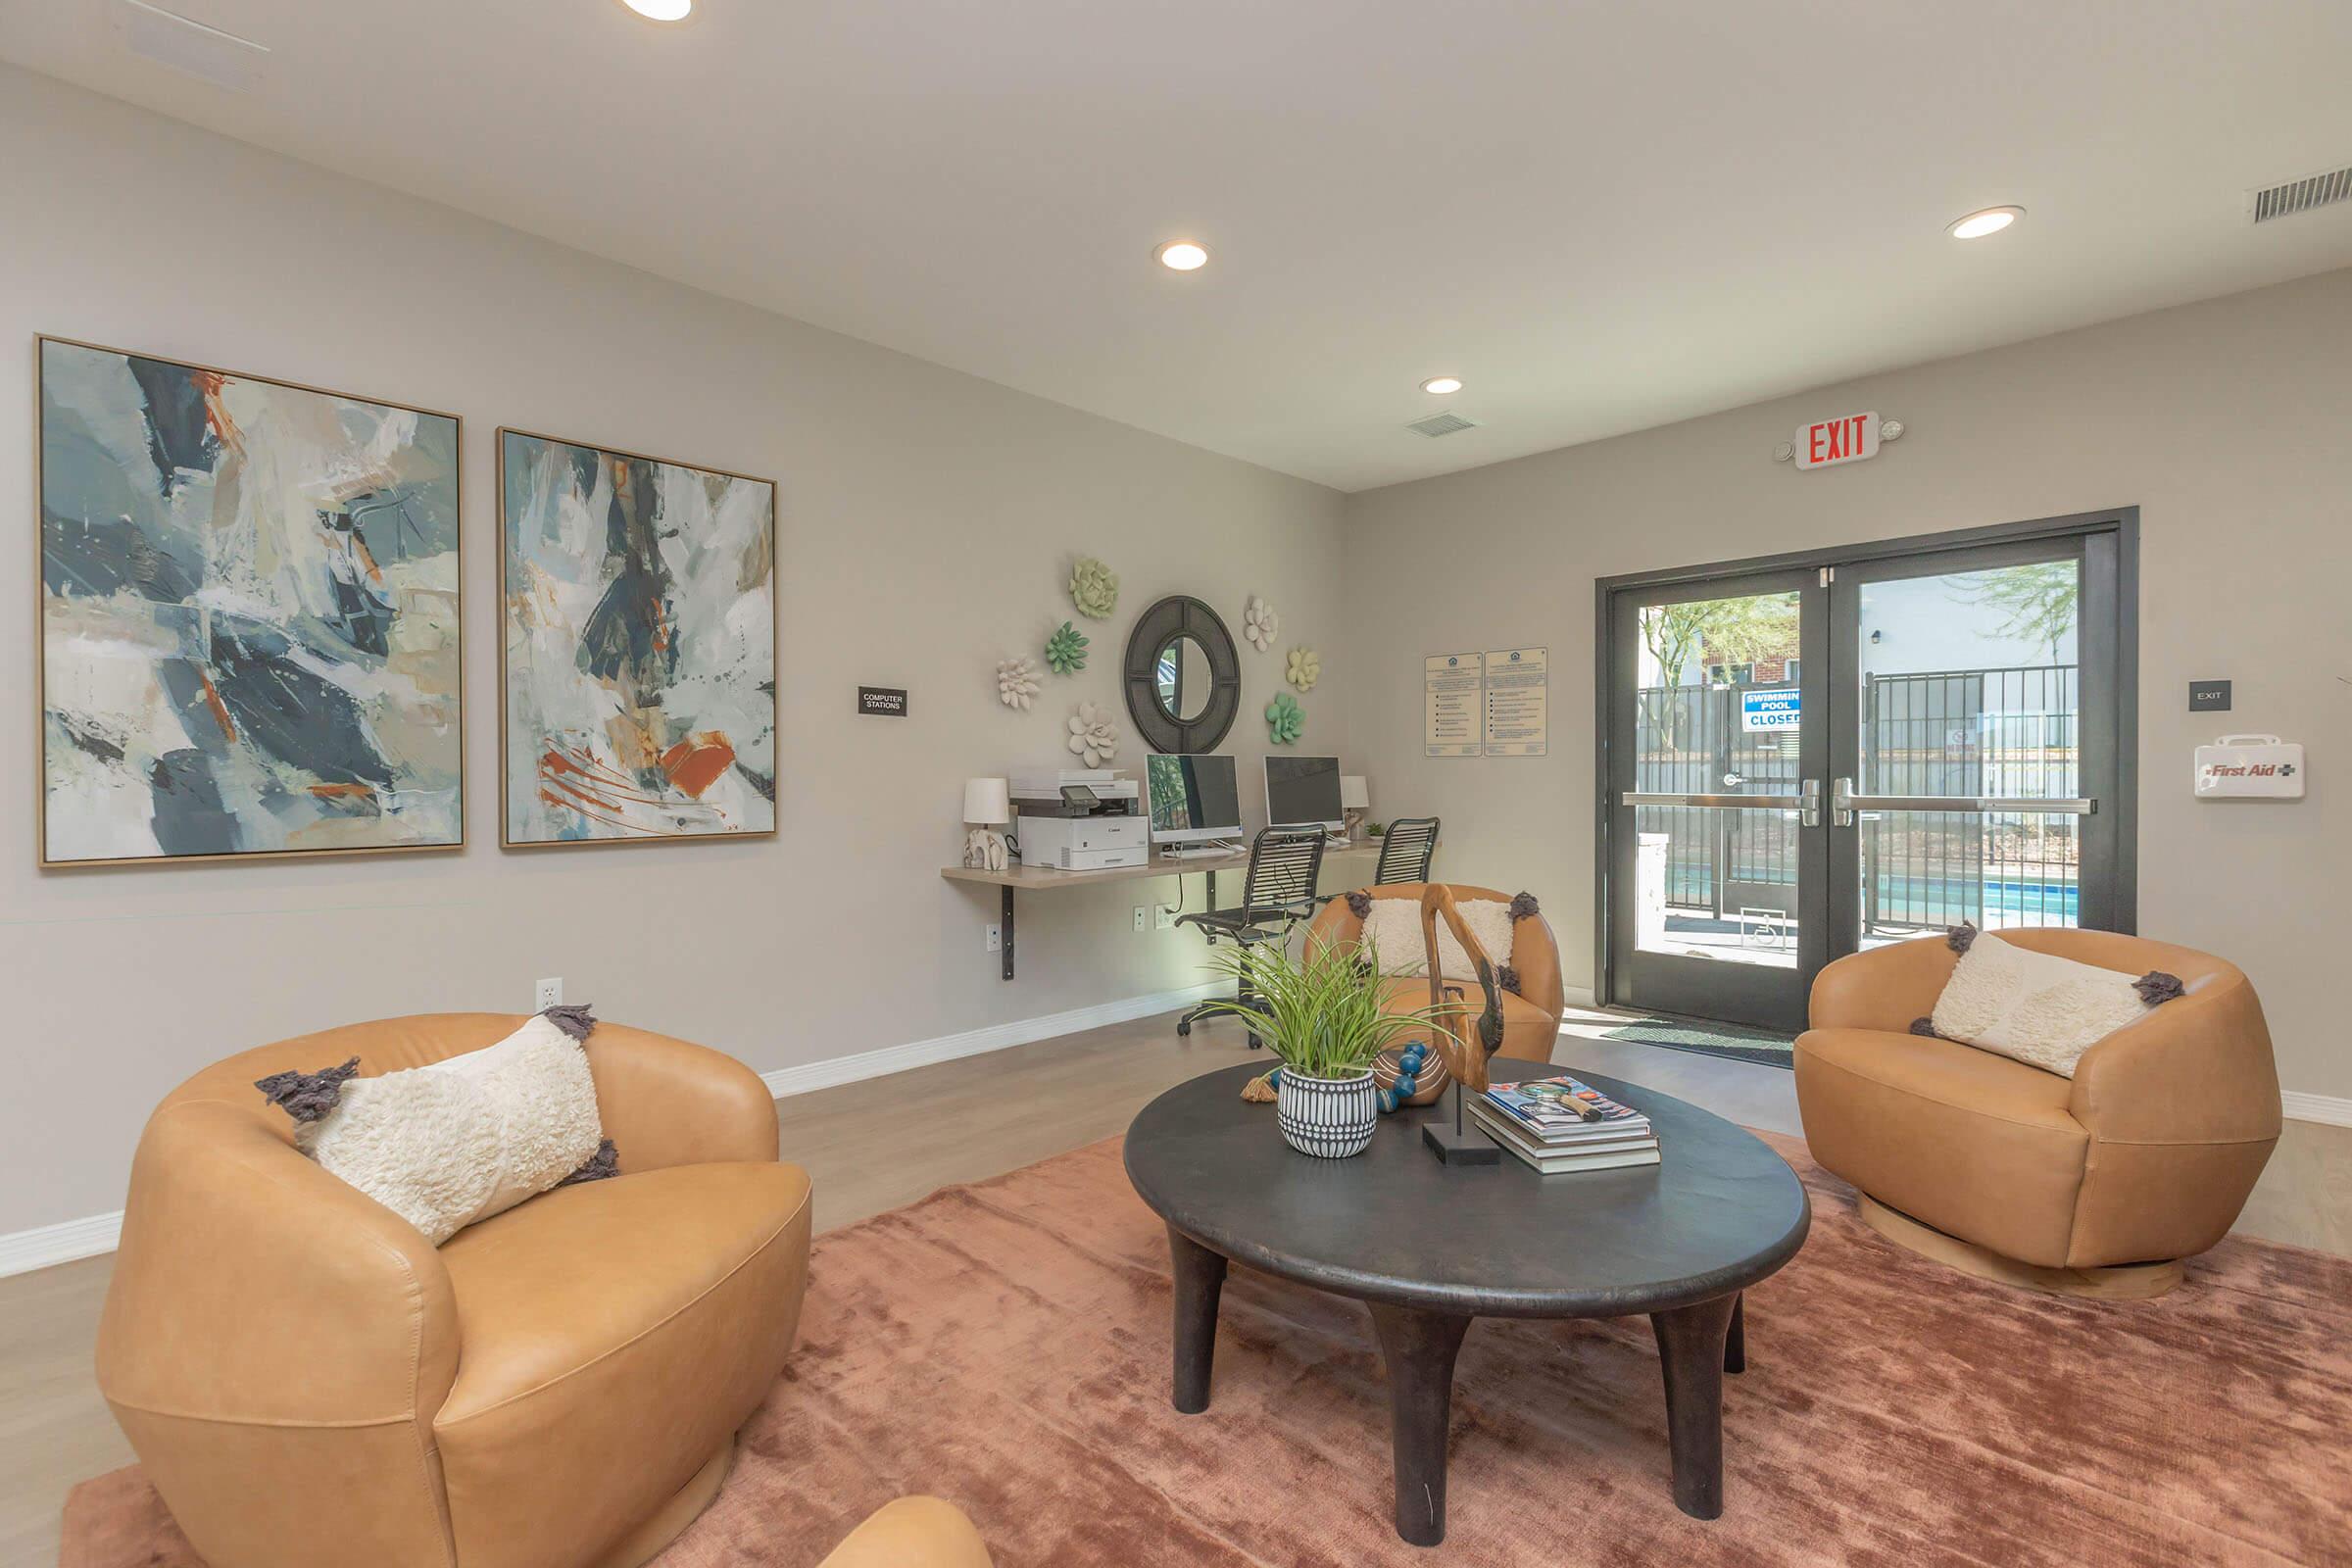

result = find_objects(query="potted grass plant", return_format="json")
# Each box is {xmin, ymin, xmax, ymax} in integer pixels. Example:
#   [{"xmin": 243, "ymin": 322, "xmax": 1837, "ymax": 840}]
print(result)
[{"xmin": 1197, "ymin": 939, "xmax": 1468, "ymax": 1158}]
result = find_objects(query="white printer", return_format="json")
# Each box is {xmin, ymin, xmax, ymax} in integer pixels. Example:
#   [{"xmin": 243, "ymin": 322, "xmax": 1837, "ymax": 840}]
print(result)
[{"xmin": 1009, "ymin": 770, "xmax": 1149, "ymax": 870}]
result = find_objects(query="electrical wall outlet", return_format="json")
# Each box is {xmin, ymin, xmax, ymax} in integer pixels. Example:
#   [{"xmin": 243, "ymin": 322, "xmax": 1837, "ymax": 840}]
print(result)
[
  {"xmin": 1133, "ymin": 905, "xmax": 1149, "ymax": 932},
  {"xmin": 984, "ymin": 924, "xmax": 1002, "ymax": 954},
  {"xmin": 1154, "ymin": 905, "xmax": 1176, "ymax": 930},
  {"xmin": 533, "ymin": 976, "xmax": 563, "ymax": 1011}
]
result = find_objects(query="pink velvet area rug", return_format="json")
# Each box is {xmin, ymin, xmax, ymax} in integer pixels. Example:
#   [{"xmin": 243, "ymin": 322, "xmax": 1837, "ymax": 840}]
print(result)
[{"xmin": 65, "ymin": 1131, "xmax": 2352, "ymax": 1567}]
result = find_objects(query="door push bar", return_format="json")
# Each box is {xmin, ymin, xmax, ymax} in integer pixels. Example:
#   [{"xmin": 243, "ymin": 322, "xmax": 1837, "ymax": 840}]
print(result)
[
  {"xmin": 1620, "ymin": 779, "xmax": 1823, "ymax": 828},
  {"xmin": 1620, "ymin": 780, "xmax": 2092, "ymax": 831},
  {"xmin": 1830, "ymin": 777, "xmax": 2097, "ymax": 827}
]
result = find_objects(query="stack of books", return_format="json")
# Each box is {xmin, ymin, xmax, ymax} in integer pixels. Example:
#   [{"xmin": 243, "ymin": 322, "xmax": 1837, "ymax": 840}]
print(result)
[{"xmin": 1470, "ymin": 1075, "xmax": 1660, "ymax": 1174}]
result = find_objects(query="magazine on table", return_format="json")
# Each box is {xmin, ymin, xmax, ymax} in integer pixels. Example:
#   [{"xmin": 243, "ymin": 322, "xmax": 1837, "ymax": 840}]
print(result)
[{"xmin": 1483, "ymin": 1075, "xmax": 1650, "ymax": 1142}]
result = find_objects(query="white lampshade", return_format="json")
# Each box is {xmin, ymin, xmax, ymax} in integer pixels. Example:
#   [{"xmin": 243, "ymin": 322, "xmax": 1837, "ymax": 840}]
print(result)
[
  {"xmin": 962, "ymin": 777, "xmax": 1010, "ymax": 825},
  {"xmin": 1340, "ymin": 775, "xmax": 1370, "ymax": 811}
]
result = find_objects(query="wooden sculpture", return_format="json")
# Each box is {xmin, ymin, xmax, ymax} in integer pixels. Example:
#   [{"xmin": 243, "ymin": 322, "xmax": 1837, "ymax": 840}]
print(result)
[{"xmin": 1419, "ymin": 885, "xmax": 1507, "ymax": 1163}]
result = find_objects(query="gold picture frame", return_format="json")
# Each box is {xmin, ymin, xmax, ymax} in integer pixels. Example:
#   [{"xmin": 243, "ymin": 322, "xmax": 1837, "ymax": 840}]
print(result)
[
  {"xmin": 496, "ymin": 426, "xmax": 778, "ymax": 850},
  {"xmin": 35, "ymin": 335, "xmax": 466, "ymax": 868}
]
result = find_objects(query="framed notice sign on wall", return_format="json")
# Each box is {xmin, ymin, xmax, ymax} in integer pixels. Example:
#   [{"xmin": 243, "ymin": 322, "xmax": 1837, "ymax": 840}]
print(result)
[
  {"xmin": 1483, "ymin": 647, "xmax": 1548, "ymax": 756},
  {"xmin": 1425, "ymin": 653, "xmax": 1483, "ymax": 757}
]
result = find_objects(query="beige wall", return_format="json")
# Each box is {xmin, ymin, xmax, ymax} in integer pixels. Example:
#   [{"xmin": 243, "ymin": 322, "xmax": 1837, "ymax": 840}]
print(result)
[
  {"xmin": 1344, "ymin": 267, "xmax": 2352, "ymax": 1102},
  {"xmin": 0, "ymin": 68, "xmax": 1350, "ymax": 1237}
]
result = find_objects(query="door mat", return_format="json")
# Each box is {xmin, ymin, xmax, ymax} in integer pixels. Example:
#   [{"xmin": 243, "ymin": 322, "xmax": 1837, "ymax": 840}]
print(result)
[{"xmin": 1600, "ymin": 1015, "xmax": 1795, "ymax": 1067}]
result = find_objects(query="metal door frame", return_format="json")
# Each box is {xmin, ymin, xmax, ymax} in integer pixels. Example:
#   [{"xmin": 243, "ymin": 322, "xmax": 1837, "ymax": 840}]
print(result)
[{"xmin": 1594, "ymin": 507, "xmax": 2139, "ymax": 1028}]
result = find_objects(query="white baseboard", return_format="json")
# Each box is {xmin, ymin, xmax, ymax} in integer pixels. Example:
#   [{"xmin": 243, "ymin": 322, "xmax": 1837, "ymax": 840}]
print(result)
[
  {"xmin": 2281, "ymin": 1090, "xmax": 2352, "ymax": 1128},
  {"xmin": 760, "ymin": 980, "xmax": 1227, "ymax": 1100},
  {"xmin": 0, "ymin": 1208, "xmax": 122, "ymax": 1279},
  {"xmin": 1561, "ymin": 984, "xmax": 1597, "ymax": 1010}
]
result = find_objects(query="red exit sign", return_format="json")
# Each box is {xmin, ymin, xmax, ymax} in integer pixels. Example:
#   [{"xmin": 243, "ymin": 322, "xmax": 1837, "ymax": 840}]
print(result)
[{"xmin": 1794, "ymin": 411, "xmax": 1880, "ymax": 470}]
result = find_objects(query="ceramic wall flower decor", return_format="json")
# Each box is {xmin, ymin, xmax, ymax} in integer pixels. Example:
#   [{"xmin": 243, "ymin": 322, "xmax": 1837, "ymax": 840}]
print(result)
[
  {"xmin": 1067, "ymin": 702, "xmax": 1120, "ymax": 765},
  {"xmin": 1068, "ymin": 557, "xmax": 1119, "ymax": 619},
  {"xmin": 1265, "ymin": 691, "xmax": 1303, "ymax": 744},
  {"xmin": 997, "ymin": 656, "xmax": 1042, "ymax": 710},
  {"xmin": 1044, "ymin": 620, "xmax": 1089, "ymax": 675},
  {"xmin": 1244, "ymin": 595, "xmax": 1280, "ymax": 652},
  {"xmin": 1286, "ymin": 645, "xmax": 1321, "ymax": 691}
]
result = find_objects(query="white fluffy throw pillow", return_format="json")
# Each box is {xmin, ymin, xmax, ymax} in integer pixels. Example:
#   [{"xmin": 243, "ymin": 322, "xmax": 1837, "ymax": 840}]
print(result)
[
  {"xmin": 1930, "ymin": 933, "xmax": 2152, "ymax": 1078},
  {"xmin": 1357, "ymin": 897, "xmax": 1515, "ymax": 980},
  {"xmin": 256, "ymin": 1012, "xmax": 610, "ymax": 1245}
]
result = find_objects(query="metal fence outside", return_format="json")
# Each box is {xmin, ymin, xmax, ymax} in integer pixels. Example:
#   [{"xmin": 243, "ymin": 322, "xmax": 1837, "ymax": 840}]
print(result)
[{"xmin": 1633, "ymin": 664, "xmax": 2080, "ymax": 935}]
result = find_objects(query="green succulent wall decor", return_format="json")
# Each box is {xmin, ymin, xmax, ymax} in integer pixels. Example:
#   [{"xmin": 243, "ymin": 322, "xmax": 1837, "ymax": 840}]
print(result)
[
  {"xmin": 1068, "ymin": 557, "xmax": 1119, "ymax": 619},
  {"xmin": 1265, "ymin": 691, "xmax": 1303, "ymax": 745},
  {"xmin": 1044, "ymin": 620, "xmax": 1089, "ymax": 675}
]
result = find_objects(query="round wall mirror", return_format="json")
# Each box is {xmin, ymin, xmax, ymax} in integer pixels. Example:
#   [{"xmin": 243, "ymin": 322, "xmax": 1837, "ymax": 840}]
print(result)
[{"xmin": 1125, "ymin": 596, "xmax": 1241, "ymax": 754}]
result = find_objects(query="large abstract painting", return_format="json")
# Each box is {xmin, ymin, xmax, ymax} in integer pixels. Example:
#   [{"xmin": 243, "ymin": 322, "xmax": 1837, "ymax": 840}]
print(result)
[
  {"xmin": 38, "ymin": 338, "xmax": 464, "ymax": 865},
  {"xmin": 499, "ymin": 429, "xmax": 776, "ymax": 846}
]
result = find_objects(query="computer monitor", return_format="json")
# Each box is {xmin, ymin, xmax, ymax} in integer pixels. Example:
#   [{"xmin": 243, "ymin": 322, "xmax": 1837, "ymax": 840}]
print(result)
[
  {"xmin": 1264, "ymin": 755, "xmax": 1345, "ymax": 834},
  {"xmin": 1144, "ymin": 754, "xmax": 1242, "ymax": 846}
]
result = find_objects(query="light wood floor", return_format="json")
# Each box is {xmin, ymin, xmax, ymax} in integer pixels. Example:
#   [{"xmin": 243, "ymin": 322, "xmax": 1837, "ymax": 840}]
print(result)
[{"xmin": 4, "ymin": 1008, "xmax": 2346, "ymax": 1567}]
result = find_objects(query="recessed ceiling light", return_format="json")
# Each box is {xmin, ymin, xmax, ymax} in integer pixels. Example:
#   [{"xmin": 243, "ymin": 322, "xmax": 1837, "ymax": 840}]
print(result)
[
  {"xmin": 1155, "ymin": 240, "xmax": 1208, "ymax": 272},
  {"xmin": 620, "ymin": 0, "xmax": 692, "ymax": 20},
  {"xmin": 1948, "ymin": 206, "xmax": 2024, "ymax": 240},
  {"xmin": 1420, "ymin": 376, "xmax": 1464, "ymax": 396}
]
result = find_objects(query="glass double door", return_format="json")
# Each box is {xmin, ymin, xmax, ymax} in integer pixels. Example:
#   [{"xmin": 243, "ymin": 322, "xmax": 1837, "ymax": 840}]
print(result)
[{"xmin": 1604, "ymin": 527, "xmax": 2128, "ymax": 1033}]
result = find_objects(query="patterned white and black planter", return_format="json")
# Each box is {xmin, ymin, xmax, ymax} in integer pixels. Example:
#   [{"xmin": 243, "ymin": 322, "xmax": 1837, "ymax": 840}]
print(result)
[{"xmin": 1275, "ymin": 1067, "xmax": 1378, "ymax": 1158}]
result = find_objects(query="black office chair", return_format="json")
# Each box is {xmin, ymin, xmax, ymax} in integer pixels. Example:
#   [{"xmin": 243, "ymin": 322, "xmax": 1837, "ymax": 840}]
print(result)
[
  {"xmin": 1174, "ymin": 827, "xmax": 1329, "ymax": 1046},
  {"xmin": 1373, "ymin": 816, "xmax": 1440, "ymax": 884}
]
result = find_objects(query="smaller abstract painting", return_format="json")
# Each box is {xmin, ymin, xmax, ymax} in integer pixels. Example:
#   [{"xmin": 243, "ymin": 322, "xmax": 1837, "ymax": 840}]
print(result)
[
  {"xmin": 500, "ymin": 429, "xmax": 777, "ymax": 846},
  {"xmin": 38, "ymin": 338, "xmax": 464, "ymax": 865}
]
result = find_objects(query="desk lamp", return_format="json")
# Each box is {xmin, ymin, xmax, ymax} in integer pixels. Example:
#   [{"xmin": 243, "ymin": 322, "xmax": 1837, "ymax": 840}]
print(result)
[{"xmin": 962, "ymin": 777, "xmax": 1010, "ymax": 872}]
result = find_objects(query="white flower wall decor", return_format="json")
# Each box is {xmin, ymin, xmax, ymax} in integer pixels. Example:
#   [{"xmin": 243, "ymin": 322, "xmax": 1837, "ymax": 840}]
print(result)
[
  {"xmin": 997, "ymin": 656, "xmax": 1042, "ymax": 710},
  {"xmin": 1286, "ymin": 645, "xmax": 1321, "ymax": 692},
  {"xmin": 1067, "ymin": 702, "xmax": 1120, "ymax": 765},
  {"xmin": 1244, "ymin": 595, "xmax": 1280, "ymax": 653}
]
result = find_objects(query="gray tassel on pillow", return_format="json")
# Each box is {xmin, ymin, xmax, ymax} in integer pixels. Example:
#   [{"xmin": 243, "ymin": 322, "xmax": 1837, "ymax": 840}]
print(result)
[
  {"xmin": 254, "ymin": 1056, "xmax": 361, "ymax": 1122},
  {"xmin": 1496, "ymin": 964, "xmax": 1521, "ymax": 996},
  {"xmin": 540, "ymin": 1004, "xmax": 596, "ymax": 1042},
  {"xmin": 558, "ymin": 1139, "xmax": 619, "ymax": 1187},
  {"xmin": 1346, "ymin": 890, "xmax": 1372, "ymax": 919},
  {"xmin": 1909, "ymin": 1016, "xmax": 1940, "ymax": 1038},
  {"xmin": 1946, "ymin": 921, "xmax": 1978, "ymax": 955},
  {"xmin": 1509, "ymin": 892, "xmax": 1540, "ymax": 922},
  {"xmin": 2134, "ymin": 971, "xmax": 2186, "ymax": 1005}
]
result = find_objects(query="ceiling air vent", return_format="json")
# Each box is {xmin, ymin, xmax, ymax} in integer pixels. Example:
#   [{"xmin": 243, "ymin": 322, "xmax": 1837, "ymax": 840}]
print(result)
[
  {"xmin": 113, "ymin": 0, "xmax": 270, "ymax": 92},
  {"xmin": 2248, "ymin": 165, "xmax": 2352, "ymax": 224},
  {"xmin": 1406, "ymin": 410, "xmax": 1480, "ymax": 439}
]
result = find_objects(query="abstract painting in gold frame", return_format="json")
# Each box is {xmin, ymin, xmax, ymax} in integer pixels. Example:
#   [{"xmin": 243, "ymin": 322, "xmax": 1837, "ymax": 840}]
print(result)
[
  {"xmin": 499, "ymin": 427, "xmax": 777, "ymax": 847},
  {"xmin": 37, "ymin": 336, "xmax": 464, "ymax": 866}
]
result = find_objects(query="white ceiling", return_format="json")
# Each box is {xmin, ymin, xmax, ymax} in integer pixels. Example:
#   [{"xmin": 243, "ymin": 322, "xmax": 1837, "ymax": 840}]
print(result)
[{"xmin": 9, "ymin": 0, "xmax": 2352, "ymax": 491}]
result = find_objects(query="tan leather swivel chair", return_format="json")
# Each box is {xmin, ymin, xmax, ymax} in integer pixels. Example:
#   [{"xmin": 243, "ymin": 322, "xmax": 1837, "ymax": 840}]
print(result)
[
  {"xmin": 820, "ymin": 1497, "xmax": 994, "ymax": 1568},
  {"xmin": 1304, "ymin": 883, "xmax": 1566, "ymax": 1061},
  {"xmin": 96, "ymin": 1013, "xmax": 811, "ymax": 1568},
  {"xmin": 1793, "ymin": 931, "xmax": 2279, "ymax": 1297}
]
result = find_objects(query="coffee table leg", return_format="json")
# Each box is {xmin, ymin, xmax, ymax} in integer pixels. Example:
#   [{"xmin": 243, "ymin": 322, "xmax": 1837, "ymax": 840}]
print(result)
[
  {"xmin": 1723, "ymin": 1292, "xmax": 1745, "ymax": 1374},
  {"xmin": 1649, "ymin": 1294, "xmax": 1739, "ymax": 1520},
  {"xmin": 1168, "ymin": 1226, "xmax": 1228, "ymax": 1415},
  {"xmin": 1367, "ymin": 1302, "xmax": 1473, "ymax": 1546}
]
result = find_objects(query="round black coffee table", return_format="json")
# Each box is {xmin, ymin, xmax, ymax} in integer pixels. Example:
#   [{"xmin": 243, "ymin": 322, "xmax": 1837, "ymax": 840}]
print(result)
[{"xmin": 1123, "ymin": 1059, "xmax": 1809, "ymax": 1545}]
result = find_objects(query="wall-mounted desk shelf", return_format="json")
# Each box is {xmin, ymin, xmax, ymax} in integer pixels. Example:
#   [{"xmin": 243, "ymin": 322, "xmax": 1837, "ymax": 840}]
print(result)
[{"xmin": 941, "ymin": 840, "xmax": 1388, "ymax": 980}]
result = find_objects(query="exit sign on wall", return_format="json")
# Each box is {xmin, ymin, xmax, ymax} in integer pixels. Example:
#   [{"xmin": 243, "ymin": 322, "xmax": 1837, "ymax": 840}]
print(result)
[{"xmin": 1794, "ymin": 411, "xmax": 1880, "ymax": 470}]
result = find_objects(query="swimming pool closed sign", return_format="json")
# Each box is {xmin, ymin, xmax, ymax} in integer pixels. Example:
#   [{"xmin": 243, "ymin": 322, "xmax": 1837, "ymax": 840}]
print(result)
[{"xmin": 1740, "ymin": 688, "xmax": 1801, "ymax": 732}]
